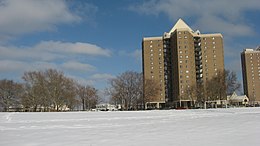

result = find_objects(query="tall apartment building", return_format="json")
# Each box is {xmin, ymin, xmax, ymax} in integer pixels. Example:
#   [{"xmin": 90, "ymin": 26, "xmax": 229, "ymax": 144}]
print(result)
[
  {"xmin": 241, "ymin": 47, "xmax": 260, "ymax": 104},
  {"xmin": 142, "ymin": 19, "xmax": 225, "ymax": 108}
]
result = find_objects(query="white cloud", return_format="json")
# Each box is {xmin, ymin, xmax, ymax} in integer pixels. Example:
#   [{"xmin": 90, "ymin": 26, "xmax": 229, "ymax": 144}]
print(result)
[
  {"xmin": 0, "ymin": 60, "xmax": 58, "ymax": 75},
  {"xmin": 61, "ymin": 61, "xmax": 96, "ymax": 72},
  {"xmin": 66, "ymin": 75, "xmax": 94, "ymax": 86},
  {"xmin": 0, "ymin": 41, "xmax": 111, "ymax": 62},
  {"xmin": 0, "ymin": 60, "xmax": 30, "ymax": 72},
  {"xmin": 35, "ymin": 41, "xmax": 111, "ymax": 57},
  {"xmin": 0, "ymin": 0, "xmax": 80, "ymax": 37},
  {"xmin": 90, "ymin": 73, "xmax": 115, "ymax": 81},
  {"xmin": 130, "ymin": 49, "xmax": 142, "ymax": 61},
  {"xmin": 0, "ymin": 41, "xmax": 112, "ymax": 81},
  {"xmin": 130, "ymin": 0, "xmax": 260, "ymax": 37},
  {"xmin": 118, "ymin": 49, "xmax": 142, "ymax": 62}
]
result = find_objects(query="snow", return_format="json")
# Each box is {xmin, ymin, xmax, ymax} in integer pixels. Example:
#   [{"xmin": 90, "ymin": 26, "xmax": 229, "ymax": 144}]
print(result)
[{"xmin": 1, "ymin": 108, "xmax": 260, "ymax": 146}]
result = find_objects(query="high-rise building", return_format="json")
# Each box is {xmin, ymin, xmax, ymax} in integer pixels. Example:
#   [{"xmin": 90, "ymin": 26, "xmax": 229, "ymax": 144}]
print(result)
[
  {"xmin": 142, "ymin": 19, "xmax": 225, "ymax": 108},
  {"xmin": 241, "ymin": 47, "xmax": 260, "ymax": 105}
]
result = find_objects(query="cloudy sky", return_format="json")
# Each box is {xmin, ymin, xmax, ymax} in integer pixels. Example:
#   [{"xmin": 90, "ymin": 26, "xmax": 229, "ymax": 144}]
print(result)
[{"xmin": 0, "ymin": 0, "xmax": 260, "ymax": 90}]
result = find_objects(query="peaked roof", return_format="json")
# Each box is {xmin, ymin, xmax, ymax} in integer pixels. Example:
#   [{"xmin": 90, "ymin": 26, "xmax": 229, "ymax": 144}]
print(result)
[{"xmin": 169, "ymin": 18, "xmax": 193, "ymax": 33}]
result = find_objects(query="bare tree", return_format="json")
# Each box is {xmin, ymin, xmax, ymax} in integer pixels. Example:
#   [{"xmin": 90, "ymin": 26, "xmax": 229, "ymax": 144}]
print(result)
[
  {"xmin": 22, "ymin": 69, "xmax": 77, "ymax": 111},
  {"xmin": 107, "ymin": 71, "xmax": 160, "ymax": 110},
  {"xmin": 77, "ymin": 84, "xmax": 99, "ymax": 111},
  {"xmin": 0, "ymin": 79, "xmax": 23, "ymax": 112},
  {"xmin": 108, "ymin": 71, "xmax": 142, "ymax": 110},
  {"xmin": 225, "ymin": 69, "xmax": 241, "ymax": 95},
  {"xmin": 142, "ymin": 79, "xmax": 160, "ymax": 109},
  {"xmin": 205, "ymin": 71, "xmax": 226, "ymax": 101},
  {"xmin": 22, "ymin": 71, "xmax": 48, "ymax": 111}
]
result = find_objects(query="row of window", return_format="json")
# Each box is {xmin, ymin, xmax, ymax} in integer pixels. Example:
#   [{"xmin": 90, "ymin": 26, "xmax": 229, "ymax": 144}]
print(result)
[
  {"xmin": 249, "ymin": 53, "xmax": 260, "ymax": 56},
  {"xmin": 202, "ymin": 37, "xmax": 215, "ymax": 40}
]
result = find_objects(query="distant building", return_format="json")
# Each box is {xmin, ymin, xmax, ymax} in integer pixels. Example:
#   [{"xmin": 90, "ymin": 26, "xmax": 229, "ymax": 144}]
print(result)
[
  {"xmin": 142, "ymin": 18, "xmax": 225, "ymax": 109},
  {"xmin": 227, "ymin": 92, "xmax": 249, "ymax": 106},
  {"xmin": 96, "ymin": 104, "xmax": 118, "ymax": 111},
  {"xmin": 241, "ymin": 47, "xmax": 260, "ymax": 105}
]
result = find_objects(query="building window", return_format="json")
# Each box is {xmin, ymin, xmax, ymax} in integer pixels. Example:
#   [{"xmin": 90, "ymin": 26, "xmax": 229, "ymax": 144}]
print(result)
[
  {"xmin": 185, "ymin": 56, "xmax": 189, "ymax": 58},
  {"xmin": 150, "ymin": 45, "xmax": 152, "ymax": 48},
  {"xmin": 180, "ymin": 60, "xmax": 183, "ymax": 64},
  {"xmin": 213, "ymin": 42, "xmax": 215, "ymax": 44},
  {"xmin": 151, "ymin": 53, "xmax": 153, "ymax": 56},
  {"xmin": 212, "ymin": 37, "xmax": 215, "ymax": 40},
  {"xmin": 179, "ymin": 50, "xmax": 183, "ymax": 54},
  {"xmin": 184, "ymin": 36, "xmax": 187, "ymax": 39}
]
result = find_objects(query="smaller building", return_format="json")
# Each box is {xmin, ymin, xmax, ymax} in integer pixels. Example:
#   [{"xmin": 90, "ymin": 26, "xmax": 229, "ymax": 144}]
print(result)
[
  {"xmin": 227, "ymin": 92, "xmax": 249, "ymax": 106},
  {"xmin": 241, "ymin": 47, "xmax": 260, "ymax": 105},
  {"xmin": 96, "ymin": 104, "xmax": 118, "ymax": 111}
]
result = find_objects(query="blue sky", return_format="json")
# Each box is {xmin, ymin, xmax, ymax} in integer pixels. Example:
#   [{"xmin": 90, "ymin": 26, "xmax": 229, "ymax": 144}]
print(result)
[{"xmin": 0, "ymin": 0, "xmax": 260, "ymax": 91}]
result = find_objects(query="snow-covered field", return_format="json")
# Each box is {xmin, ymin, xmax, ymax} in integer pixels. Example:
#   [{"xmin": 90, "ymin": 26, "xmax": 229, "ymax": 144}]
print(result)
[{"xmin": 1, "ymin": 108, "xmax": 260, "ymax": 146}]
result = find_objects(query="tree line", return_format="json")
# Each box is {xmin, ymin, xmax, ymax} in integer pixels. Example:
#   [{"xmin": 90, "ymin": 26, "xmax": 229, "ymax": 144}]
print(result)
[
  {"xmin": 107, "ymin": 70, "xmax": 241, "ymax": 110},
  {"xmin": 0, "ymin": 69, "xmax": 99, "ymax": 112},
  {"xmin": 181, "ymin": 70, "xmax": 241, "ymax": 108},
  {"xmin": 0, "ymin": 69, "xmax": 240, "ymax": 112}
]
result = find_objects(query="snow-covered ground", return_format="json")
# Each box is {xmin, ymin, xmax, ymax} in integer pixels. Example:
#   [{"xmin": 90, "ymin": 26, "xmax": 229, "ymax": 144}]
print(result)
[{"xmin": 0, "ymin": 108, "xmax": 260, "ymax": 146}]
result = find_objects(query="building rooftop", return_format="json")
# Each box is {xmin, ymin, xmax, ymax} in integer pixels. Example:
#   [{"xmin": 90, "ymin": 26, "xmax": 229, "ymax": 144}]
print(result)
[
  {"xmin": 244, "ymin": 47, "xmax": 260, "ymax": 52},
  {"xmin": 143, "ymin": 36, "xmax": 163, "ymax": 41},
  {"xmin": 169, "ymin": 18, "xmax": 193, "ymax": 33}
]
